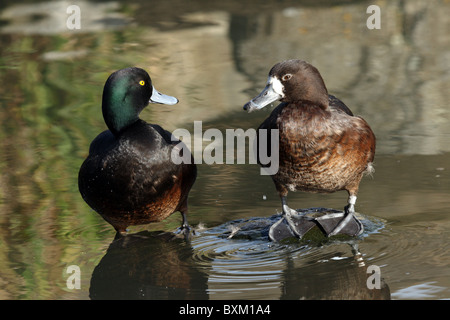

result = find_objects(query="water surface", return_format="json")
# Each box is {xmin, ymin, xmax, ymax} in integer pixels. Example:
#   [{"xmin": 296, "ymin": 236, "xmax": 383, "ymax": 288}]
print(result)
[{"xmin": 0, "ymin": 0, "xmax": 449, "ymax": 299}]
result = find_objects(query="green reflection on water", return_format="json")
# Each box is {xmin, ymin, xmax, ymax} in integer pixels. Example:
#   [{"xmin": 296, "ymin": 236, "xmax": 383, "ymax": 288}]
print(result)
[
  {"xmin": 0, "ymin": 0, "xmax": 449, "ymax": 300},
  {"xmin": 0, "ymin": 26, "xmax": 161, "ymax": 298}
]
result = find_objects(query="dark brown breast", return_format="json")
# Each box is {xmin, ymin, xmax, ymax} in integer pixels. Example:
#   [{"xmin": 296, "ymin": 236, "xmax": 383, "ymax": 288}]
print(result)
[{"xmin": 259, "ymin": 101, "xmax": 375, "ymax": 195}]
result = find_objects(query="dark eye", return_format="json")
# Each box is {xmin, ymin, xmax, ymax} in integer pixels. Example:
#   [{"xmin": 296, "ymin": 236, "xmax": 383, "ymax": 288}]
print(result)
[{"xmin": 282, "ymin": 74, "xmax": 292, "ymax": 81}]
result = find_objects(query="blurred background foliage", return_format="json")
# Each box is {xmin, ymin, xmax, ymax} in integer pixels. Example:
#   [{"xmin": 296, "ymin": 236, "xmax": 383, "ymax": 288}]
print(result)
[{"xmin": 0, "ymin": 0, "xmax": 449, "ymax": 299}]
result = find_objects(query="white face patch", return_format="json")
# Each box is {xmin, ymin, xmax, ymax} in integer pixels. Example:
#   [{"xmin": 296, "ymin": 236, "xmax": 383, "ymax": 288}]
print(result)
[
  {"xmin": 268, "ymin": 76, "xmax": 285, "ymax": 98},
  {"xmin": 246, "ymin": 76, "xmax": 285, "ymax": 111}
]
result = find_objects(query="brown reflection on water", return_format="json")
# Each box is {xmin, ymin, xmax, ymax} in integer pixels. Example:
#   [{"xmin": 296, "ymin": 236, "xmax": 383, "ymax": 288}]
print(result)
[{"xmin": 0, "ymin": 0, "xmax": 449, "ymax": 299}]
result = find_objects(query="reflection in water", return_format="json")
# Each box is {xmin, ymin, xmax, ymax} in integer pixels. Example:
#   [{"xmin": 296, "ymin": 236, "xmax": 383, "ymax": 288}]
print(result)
[
  {"xmin": 280, "ymin": 251, "xmax": 390, "ymax": 300},
  {"xmin": 90, "ymin": 231, "xmax": 209, "ymax": 300},
  {"xmin": 90, "ymin": 217, "xmax": 390, "ymax": 299},
  {"xmin": 0, "ymin": 0, "xmax": 448, "ymax": 299},
  {"xmin": 281, "ymin": 252, "xmax": 391, "ymax": 300}
]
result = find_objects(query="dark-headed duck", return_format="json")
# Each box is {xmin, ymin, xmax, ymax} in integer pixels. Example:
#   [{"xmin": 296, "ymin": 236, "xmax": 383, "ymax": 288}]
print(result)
[
  {"xmin": 243, "ymin": 59, "xmax": 375, "ymax": 236},
  {"xmin": 78, "ymin": 67, "xmax": 197, "ymax": 236}
]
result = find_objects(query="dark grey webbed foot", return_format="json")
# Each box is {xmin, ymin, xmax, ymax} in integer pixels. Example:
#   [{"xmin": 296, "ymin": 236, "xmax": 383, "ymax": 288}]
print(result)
[
  {"xmin": 180, "ymin": 223, "xmax": 195, "ymax": 235},
  {"xmin": 327, "ymin": 195, "xmax": 356, "ymax": 237},
  {"xmin": 327, "ymin": 210, "xmax": 354, "ymax": 237}
]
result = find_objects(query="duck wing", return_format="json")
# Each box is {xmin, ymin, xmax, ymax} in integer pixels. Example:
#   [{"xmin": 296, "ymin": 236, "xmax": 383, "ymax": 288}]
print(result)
[{"xmin": 328, "ymin": 94, "xmax": 354, "ymax": 116}]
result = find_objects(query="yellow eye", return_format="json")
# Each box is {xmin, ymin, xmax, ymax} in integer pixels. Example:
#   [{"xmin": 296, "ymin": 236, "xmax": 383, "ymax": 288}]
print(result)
[{"xmin": 139, "ymin": 80, "xmax": 145, "ymax": 86}]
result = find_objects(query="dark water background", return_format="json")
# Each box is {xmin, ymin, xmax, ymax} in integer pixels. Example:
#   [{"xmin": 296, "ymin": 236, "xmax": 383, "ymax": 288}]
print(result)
[{"xmin": 0, "ymin": 0, "xmax": 449, "ymax": 299}]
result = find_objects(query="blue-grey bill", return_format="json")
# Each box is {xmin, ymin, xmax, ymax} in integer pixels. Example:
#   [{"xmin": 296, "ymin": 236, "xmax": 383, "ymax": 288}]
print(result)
[
  {"xmin": 243, "ymin": 83, "xmax": 281, "ymax": 112},
  {"xmin": 150, "ymin": 86, "xmax": 179, "ymax": 105}
]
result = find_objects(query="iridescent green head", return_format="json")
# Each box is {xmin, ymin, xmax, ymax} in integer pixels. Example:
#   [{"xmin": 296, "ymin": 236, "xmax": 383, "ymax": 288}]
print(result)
[{"xmin": 102, "ymin": 67, "xmax": 178, "ymax": 135}]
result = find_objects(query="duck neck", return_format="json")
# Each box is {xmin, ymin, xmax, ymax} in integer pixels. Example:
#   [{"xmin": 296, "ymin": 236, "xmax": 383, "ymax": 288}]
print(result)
[
  {"xmin": 298, "ymin": 97, "xmax": 329, "ymax": 110},
  {"xmin": 299, "ymin": 69, "xmax": 330, "ymax": 110},
  {"xmin": 102, "ymin": 84, "xmax": 142, "ymax": 135},
  {"xmin": 305, "ymin": 81, "xmax": 329, "ymax": 110}
]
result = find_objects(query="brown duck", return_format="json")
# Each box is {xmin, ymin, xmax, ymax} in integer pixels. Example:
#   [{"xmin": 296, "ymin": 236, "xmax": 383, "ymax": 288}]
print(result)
[{"xmin": 243, "ymin": 59, "xmax": 376, "ymax": 236}]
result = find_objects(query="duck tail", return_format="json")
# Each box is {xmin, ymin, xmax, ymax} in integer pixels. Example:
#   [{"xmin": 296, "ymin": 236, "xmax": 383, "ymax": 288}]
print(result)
[{"xmin": 364, "ymin": 162, "xmax": 375, "ymax": 177}]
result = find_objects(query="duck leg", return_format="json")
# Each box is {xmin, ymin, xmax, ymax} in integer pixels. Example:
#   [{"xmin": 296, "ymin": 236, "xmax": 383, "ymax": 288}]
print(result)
[
  {"xmin": 180, "ymin": 210, "xmax": 190, "ymax": 230},
  {"xmin": 281, "ymin": 195, "xmax": 298, "ymax": 216},
  {"xmin": 109, "ymin": 219, "xmax": 128, "ymax": 238},
  {"xmin": 178, "ymin": 200, "xmax": 194, "ymax": 239},
  {"xmin": 328, "ymin": 194, "xmax": 357, "ymax": 237},
  {"xmin": 270, "ymin": 195, "xmax": 317, "ymax": 240}
]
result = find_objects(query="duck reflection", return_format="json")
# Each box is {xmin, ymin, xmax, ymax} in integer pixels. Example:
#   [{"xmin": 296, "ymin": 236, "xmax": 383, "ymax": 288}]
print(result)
[
  {"xmin": 89, "ymin": 231, "xmax": 208, "ymax": 300},
  {"xmin": 207, "ymin": 214, "xmax": 390, "ymax": 299},
  {"xmin": 280, "ymin": 247, "xmax": 391, "ymax": 300},
  {"xmin": 90, "ymin": 219, "xmax": 390, "ymax": 300}
]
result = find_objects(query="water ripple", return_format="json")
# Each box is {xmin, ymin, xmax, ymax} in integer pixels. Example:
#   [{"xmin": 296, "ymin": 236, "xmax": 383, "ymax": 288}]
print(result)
[{"xmin": 188, "ymin": 212, "xmax": 386, "ymax": 298}]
